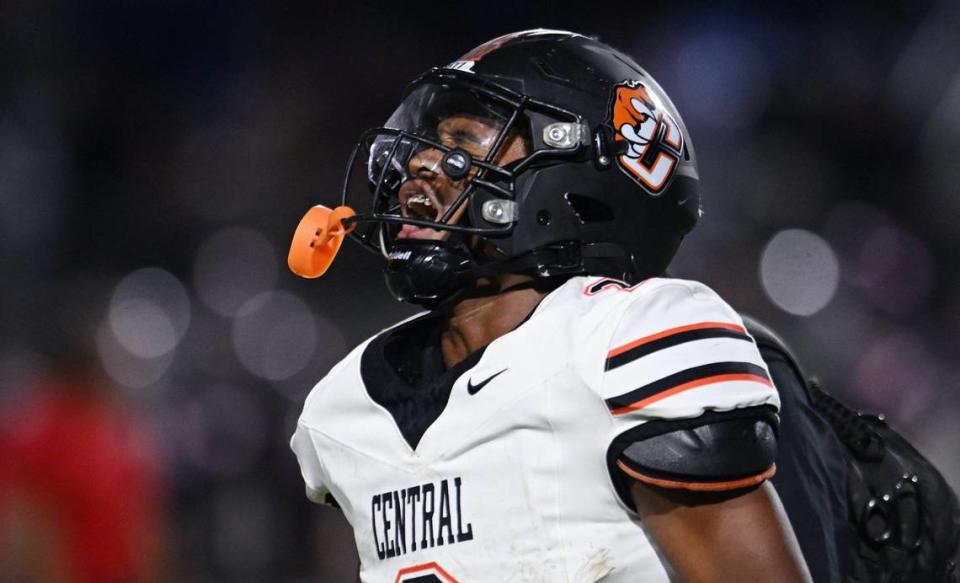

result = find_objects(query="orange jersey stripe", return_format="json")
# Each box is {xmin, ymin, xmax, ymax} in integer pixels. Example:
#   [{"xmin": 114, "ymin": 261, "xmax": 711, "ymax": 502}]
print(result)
[
  {"xmin": 616, "ymin": 460, "xmax": 777, "ymax": 491},
  {"xmin": 394, "ymin": 561, "xmax": 459, "ymax": 583},
  {"xmin": 607, "ymin": 321, "xmax": 747, "ymax": 359}
]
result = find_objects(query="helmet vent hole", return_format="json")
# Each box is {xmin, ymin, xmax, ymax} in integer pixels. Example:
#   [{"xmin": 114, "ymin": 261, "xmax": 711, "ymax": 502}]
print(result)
[
  {"xmin": 565, "ymin": 193, "xmax": 614, "ymax": 223},
  {"xmin": 536, "ymin": 210, "xmax": 552, "ymax": 226}
]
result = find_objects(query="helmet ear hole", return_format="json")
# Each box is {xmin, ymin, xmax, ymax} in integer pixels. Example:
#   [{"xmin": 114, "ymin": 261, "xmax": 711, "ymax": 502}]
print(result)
[{"xmin": 565, "ymin": 193, "xmax": 614, "ymax": 223}]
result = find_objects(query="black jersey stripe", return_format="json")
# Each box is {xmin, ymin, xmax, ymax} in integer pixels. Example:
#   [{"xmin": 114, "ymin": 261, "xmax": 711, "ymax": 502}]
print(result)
[
  {"xmin": 605, "ymin": 327, "xmax": 753, "ymax": 371},
  {"xmin": 605, "ymin": 361, "xmax": 772, "ymax": 414}
]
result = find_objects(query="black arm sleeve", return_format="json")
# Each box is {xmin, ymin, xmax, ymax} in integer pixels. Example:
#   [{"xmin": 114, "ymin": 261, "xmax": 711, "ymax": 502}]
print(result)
[
  {"xmin": 607, "ymin": 405, "xmax": 779, "ymax": 506},
  {"xmin": 617, "ymin": 408, "xmax": 779, "ymax": 491}
]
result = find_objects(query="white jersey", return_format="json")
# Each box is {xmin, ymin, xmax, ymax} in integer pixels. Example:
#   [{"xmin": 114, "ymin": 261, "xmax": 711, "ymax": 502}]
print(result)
[{"xmin": 291, "ymin": 276, "xmax": 780, "ymax": 583}]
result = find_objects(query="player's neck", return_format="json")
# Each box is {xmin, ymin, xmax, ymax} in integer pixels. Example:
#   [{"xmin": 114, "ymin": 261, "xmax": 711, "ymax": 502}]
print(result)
[{"xmin": 439, "ymin": 274, "xmax": 549, "ymax": 369}]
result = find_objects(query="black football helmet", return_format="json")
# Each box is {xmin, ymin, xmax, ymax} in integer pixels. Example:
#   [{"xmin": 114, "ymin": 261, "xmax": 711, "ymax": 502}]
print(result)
[{"xmin": 340, "ymin": 29, "xmax": 701, "ymax": 307}]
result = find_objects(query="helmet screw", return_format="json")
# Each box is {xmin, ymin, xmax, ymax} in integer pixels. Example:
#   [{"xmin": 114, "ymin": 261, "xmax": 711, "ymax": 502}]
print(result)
[
  {"xmin": 598, "ymin": 155, "xmax": 610, "ymax": 166},
  {"xmin": 441, "ymin": 148, "xmax": 472, "ymax": 180},
  {"xmin": 536, "ymin": 210, "xmax": 551, "ymax": 226},
  {"xmin": 481, "ymin": 199, "xmax": 518, "ymax": 224},
  {"xmin": 543, "ymin": 122, "xmax": 583, "ymax": 149}
]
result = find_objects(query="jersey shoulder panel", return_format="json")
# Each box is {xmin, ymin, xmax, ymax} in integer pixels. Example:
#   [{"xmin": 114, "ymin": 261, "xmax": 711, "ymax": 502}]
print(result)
[
  {"xmin": 531, "ymin": 276, "xmax": 643, "ymax": 386},
  {"xmin": 584, "ymin": 277, "xmax": 780, "ymax": 422}
]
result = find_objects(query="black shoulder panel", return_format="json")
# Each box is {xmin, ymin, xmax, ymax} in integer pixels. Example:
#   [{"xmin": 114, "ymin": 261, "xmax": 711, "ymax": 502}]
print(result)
[
  {"xmin": 608, "ymin": 406, "xmax": 779, "ymax": 502},
  {"xmin": 741, "ymin": 314, "xmax": 807, "ymax": 381},
  {"xmin": 740, "ymin": 314, "xmax": 788, "ymax": 352}
]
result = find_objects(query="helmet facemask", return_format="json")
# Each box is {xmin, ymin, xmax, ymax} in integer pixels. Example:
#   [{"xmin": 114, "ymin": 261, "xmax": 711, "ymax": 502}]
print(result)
[
  {"xmin": 341, "ymin": 70, "xmax": 586, "ymax": 306},
  {"xmin": 342, "ymin": 70, "xmax": 583, "ymax": 257},
  {"xmin": 290, "ymin": 32, "xmax": 700, "ymax": 307}
]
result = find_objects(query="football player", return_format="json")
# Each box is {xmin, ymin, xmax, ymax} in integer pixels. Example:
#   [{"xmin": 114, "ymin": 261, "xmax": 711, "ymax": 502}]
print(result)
[{"xmin": 289, "ymin": 30, "xmax": 813, "ymax": 582}]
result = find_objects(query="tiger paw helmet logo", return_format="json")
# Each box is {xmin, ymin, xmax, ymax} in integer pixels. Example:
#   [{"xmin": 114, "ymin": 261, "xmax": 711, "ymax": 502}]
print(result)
[{"xmin": 610, "ymin": 80, "xmax": 684, "ymax": 195}]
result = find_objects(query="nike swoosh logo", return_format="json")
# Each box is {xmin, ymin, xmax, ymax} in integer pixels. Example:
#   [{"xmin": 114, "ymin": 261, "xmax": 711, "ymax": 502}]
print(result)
[{"xmin": 467, "ymin": 368, "xmax": 507, "ymax": 395}]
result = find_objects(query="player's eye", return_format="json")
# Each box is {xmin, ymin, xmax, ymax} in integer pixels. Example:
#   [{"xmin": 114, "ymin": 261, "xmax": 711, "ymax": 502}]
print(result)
[{"xmin": 441, "ymin": 129, "xmax": 477, "ymax": 148}]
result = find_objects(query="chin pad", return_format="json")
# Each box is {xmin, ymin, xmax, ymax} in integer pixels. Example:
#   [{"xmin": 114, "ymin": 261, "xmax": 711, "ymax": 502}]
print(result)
[{"xmin": 383, "ymin": 239, "xmax": 478, "ymax": 307}]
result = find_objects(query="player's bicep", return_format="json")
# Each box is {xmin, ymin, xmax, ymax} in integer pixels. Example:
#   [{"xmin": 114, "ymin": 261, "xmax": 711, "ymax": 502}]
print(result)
[{"xmin": 630, "ymin": 480, "xmax": 812, "ymax": 583}]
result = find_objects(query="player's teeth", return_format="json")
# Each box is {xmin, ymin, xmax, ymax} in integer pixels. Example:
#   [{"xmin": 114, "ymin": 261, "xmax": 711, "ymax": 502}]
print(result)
[{"xmin": 409, "ymin": 194, "xmax": 432, "ymax": 206}]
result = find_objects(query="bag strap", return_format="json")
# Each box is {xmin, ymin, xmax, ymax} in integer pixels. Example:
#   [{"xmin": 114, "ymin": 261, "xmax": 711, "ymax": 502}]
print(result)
[{"xmin": 741, "ymin": 315, "xmax": 885, "ymax": 462}]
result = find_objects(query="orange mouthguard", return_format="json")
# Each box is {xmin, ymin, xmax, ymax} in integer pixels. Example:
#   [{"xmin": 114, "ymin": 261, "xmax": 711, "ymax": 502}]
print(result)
[{"xmin": 287, "ymin": 205, "xmax": 356, "ymax": 278}]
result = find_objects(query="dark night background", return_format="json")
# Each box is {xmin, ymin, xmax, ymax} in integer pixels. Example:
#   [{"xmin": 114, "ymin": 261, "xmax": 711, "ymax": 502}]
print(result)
[{"xmin": 1, "ymin": 1, "xmax": 958, "ymax": 581}]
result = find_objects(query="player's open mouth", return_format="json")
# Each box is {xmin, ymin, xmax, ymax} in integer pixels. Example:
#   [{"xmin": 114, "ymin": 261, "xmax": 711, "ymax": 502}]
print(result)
[
  {"xmin": 397, "ymin": 181, "xmax": 447, "ymax": 239},
  {"xmin": 404, "ymin": 193, "xmax": 438, "ymax": 221}
]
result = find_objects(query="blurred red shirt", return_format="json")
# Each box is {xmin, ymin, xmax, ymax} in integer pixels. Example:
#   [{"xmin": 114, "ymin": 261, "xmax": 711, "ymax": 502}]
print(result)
[{"xmin": 0, "ymin": 376, "xmax": 165, "ymax": 583}]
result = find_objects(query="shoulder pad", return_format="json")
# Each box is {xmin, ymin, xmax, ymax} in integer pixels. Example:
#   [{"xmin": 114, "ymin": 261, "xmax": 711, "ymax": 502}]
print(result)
[
  {"xmin": 741, "ymin": 314, "xmax": 810, "ymax": 389},
  {"xmin": 741, "ymin": 315, "xmax": 800, "ymax": 368},
  {"xmin": 740, "ymin": 315, "xmax": 786, "ymax": 351},
  {"xmin": 615, "ymin": 406, "xmax": 778, "ymax": 492}
]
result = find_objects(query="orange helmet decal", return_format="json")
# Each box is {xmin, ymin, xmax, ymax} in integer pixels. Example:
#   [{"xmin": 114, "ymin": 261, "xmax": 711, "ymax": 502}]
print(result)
[{"xmin": 610, "ymin": 80, "xmax": 683, "ymax": 194}]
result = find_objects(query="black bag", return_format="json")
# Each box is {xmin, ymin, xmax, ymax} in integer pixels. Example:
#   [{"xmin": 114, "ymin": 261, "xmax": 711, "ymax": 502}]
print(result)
[
  {"xmin": 745, "ymin": 316, "xmax": 960, "ymax": 582},
  {"xmin": 809, "ymin": 380, "xmax": 960, "ymax": 583}
]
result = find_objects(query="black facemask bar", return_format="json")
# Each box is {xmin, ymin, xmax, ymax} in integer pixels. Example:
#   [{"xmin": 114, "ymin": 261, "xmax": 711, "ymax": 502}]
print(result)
[{"xmin": 340, "ymin": 68, "xmax": 585, "ymax": 257}]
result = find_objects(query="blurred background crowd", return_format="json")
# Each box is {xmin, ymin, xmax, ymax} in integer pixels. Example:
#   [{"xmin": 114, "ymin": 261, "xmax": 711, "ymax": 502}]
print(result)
[{"xmin": 1, "ymin": 1, "xmax": 958, "ymax": 581}]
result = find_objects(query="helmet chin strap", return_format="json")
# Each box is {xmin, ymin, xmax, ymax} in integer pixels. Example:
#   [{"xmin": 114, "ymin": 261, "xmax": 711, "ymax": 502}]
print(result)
[{"xmin": 383, "ymin": 236, "xmax": 634, "ymax": 309}]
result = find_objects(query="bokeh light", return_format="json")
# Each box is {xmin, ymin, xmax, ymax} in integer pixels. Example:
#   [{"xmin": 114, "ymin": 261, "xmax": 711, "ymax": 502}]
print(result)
[
  {"xmin": 96, "ymin": 321, "xmax": 176, "ymax": 389},
  {"xmin": 760, "ymin": 229, "xmax": 840, "ymax": 316},
  {"xmin": 193, "ymin": 227, "xmax": 279, "ymax": 318},
  {"xmin": 232, "ymin": 291, "xmax": 323, "ymax": 382},
  {"xmin": 109, "ymin": 267, "xmax": 192, "ymax": 356},
  {"xmin": 109, "ymin": 298, "xmax": 178, "ymax": 359},
  {"xmin": 98, "ymin": 268, "xmax": 191, "ymax": 389}
]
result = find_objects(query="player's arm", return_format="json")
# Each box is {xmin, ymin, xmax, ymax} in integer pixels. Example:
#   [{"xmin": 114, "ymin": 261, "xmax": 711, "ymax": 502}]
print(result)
[
  {"xmin": 617, "ymin": 408, "xmax": 812, "ymax": 582},
  {"xmin": 588, "ymin": 280, "xmax": 811, "ymax": 581},
  {"xmin": 630, "ymin": 480, "xmax": 812, "ymax": 583}
]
